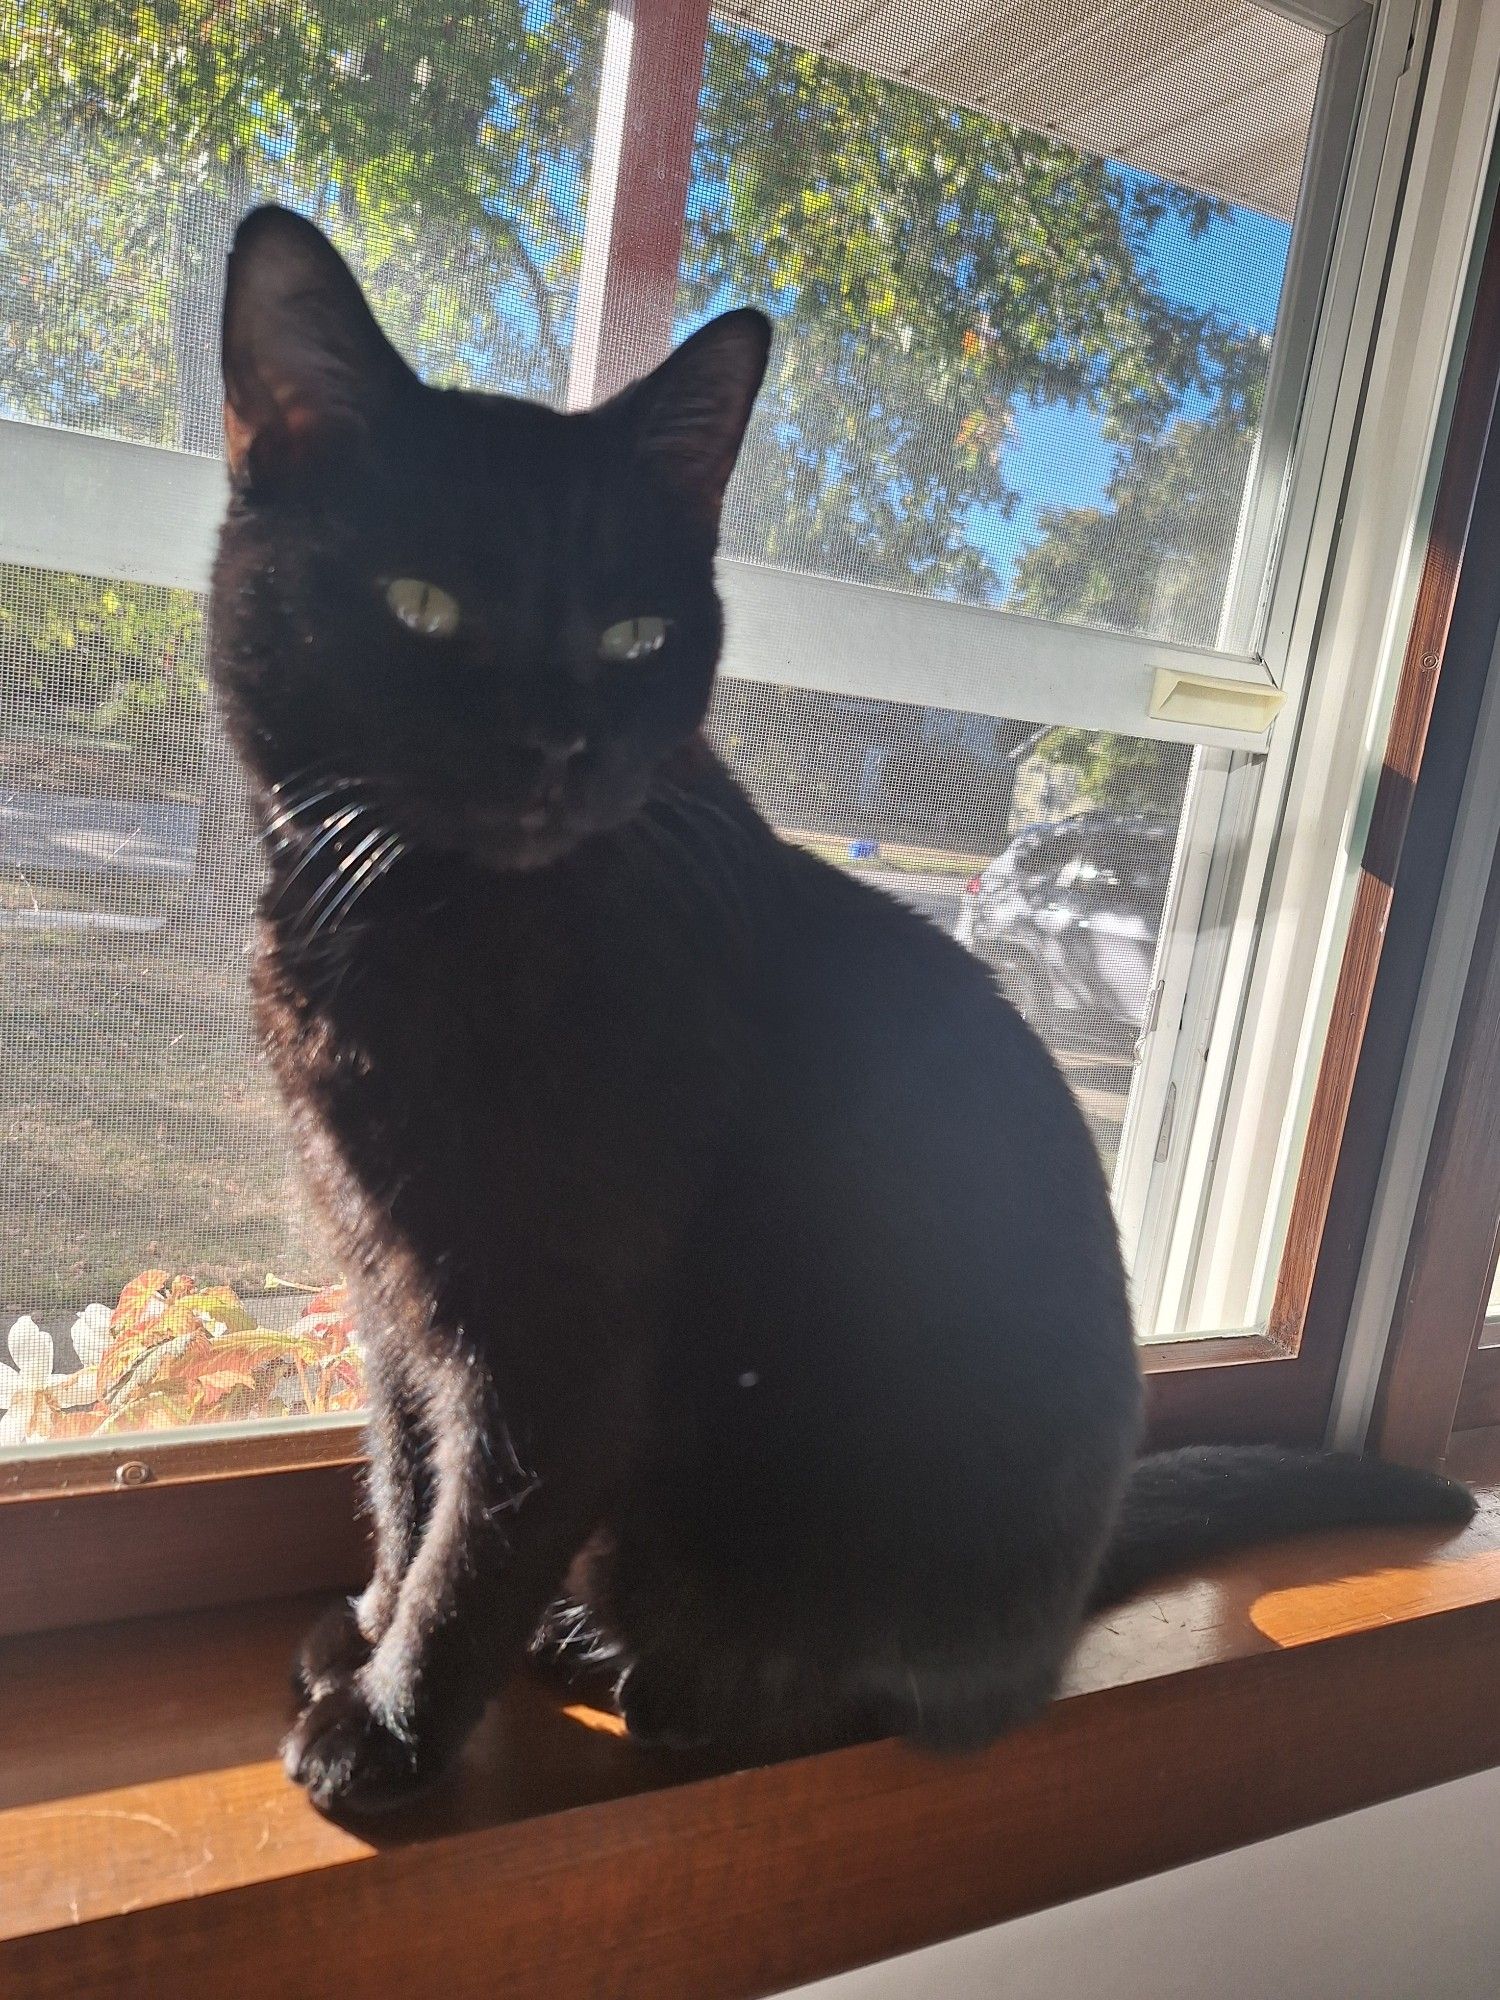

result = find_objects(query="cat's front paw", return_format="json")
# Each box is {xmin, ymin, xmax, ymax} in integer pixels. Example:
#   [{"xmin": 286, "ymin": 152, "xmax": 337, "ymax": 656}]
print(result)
[
  {"xmin": 283, "ymin": 1682, "xmax": 434, "ymax": 1816},
  {"xmin": 292, "ymin": 1597, "xmax": 372, "ymax": 1704},
  {"xmin": 616, "ymin": 1656, "xmax": 716, "ymax": 1751}
]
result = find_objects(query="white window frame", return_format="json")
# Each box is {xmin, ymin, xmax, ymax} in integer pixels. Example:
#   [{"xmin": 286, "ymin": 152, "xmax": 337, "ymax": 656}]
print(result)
[{"xmin": 1134, "ymin": 0, "xmax": 1500, "ymax": 1340}]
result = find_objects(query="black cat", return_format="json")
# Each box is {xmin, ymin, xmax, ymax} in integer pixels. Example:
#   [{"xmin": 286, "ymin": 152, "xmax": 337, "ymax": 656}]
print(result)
[{"xmin": 209, "ymin": 206, "xmax": 1473, "ymax": 1815}]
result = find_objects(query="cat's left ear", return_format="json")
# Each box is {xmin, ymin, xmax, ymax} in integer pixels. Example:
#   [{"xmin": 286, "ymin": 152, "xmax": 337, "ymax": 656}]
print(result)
[
  {"xmin": 621, "ymin": 309, "xmax": 772, "ymax": 524},
  {"xmin": 221, "ymin": 206, "xmax": 415, "ymax": 485}
]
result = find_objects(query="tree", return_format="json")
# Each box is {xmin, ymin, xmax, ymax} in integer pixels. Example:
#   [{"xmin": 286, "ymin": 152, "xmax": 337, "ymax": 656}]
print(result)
[
  {"xmin": 1004, "ymin": 327, "xmax": 1268, "ymax": 821},
  {"xmin": 684, "ymin": 27, "xmax": 1232, "ymax": 603},
  {"xmin": 0, "ymin": 4, "xmax": 1267, "ymax": 862},
  {"xmin": 0, "ymin": 0, "xmax": 602, "ymax": 433},
  {"xmin": 1008, "ymin": 326, "xmax": 1270, "ymax": 647},
  {"xmin": 0, "ymin": 0, "xmax": 606, "ymax": 925}
]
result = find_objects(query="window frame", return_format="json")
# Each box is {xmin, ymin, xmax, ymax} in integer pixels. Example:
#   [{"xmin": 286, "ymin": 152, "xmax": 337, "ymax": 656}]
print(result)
[
  {"xmin": 1122, "ymin": 0, "xmax": 1500, "ymax": 1344},
  {"xmin": 1343, "ymin": 408, "xmax": 1500, "ymax": 1470},
  {"xmin": 6, "ymin": 0, "xmax": 1500, "ymax": 1630}
]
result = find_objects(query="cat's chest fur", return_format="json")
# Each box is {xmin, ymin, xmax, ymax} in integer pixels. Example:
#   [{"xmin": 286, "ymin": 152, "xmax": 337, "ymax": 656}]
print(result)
[{"xmin": 250, "ymin": 842, "xmax": 750, "ymax": 1292}]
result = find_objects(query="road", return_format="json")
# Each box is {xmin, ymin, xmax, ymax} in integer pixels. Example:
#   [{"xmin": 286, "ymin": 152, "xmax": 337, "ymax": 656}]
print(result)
[{"xmin": 1, "ymin": 787, "xmax": 195, "ymax": 880}]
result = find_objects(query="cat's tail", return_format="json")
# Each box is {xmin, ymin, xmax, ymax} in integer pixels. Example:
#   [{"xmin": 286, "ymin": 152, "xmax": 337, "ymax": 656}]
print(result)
[{"xmin": 1088, "ymin": 1445, "xmax": 1476, "ymax": 1611}]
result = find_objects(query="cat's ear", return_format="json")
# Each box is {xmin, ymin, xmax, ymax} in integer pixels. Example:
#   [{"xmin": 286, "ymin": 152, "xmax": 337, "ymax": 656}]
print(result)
[
  {"xmin": 622, "ymin": 309, "xmax": 772, "ymax": 523},
  {"xmin": 221, "ymin": 206, "xmax": 414, "ymax": 484}
]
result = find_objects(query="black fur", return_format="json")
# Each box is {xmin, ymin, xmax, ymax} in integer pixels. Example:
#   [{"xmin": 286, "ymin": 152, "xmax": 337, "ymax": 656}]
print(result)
[
  {"xmin": 209, "ymin": 208, "xmax": 1474, "ymax": 1815},
  {"xmin": 1090, "ymin": 1445, "xmax": 1474, "ymax": 1610}
]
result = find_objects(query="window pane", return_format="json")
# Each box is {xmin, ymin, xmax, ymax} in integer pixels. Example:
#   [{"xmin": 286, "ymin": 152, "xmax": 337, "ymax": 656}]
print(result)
[
  {"xmin": 686, "ymin": 0, "xmax": 1319, "ymax": 646},
  {"xmin": 0, "ymin": 565, "xmax": 351, "ymax": 1447},
  {"xmin": 0, "ymin": 0, "xmax": 609, "ymax": 1452},
  {"xmin": 708, "ymin": 675, "xmax": 1192, "ymax": 1173},
  {"xmin": 0, "ymin": 0, "xmax": 606, "ymax": 451}
]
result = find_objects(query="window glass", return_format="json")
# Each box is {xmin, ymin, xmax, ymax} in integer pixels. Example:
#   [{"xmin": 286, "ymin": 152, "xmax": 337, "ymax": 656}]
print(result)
[
  {"xmin": 0, "ymin": 0, "xmax": 606, "ymax": 450},
  {"xmin": 0, "ymin": 0, "xmax": 607, "ymax": 1449},
  {"xmin": 0, "ymin": 0, "xmax": 1405, "ymax": 1452},
  {"xmin": 709, "ymin": 674, "xmax": 1191, "ymax": 1174},
  {"xmin": 686, "ymin": 0, "xmax": 1320, "ymax": 645}
]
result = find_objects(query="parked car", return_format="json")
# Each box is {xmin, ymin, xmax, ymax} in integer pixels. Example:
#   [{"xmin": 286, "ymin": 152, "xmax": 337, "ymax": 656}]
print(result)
[{"xmin": 954, "ymin": 810, "xmax": 1176, "ymax": 1055}]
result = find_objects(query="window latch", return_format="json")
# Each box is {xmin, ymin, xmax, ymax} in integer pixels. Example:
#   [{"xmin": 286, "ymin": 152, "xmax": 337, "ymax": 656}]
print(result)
[
  {"xmin": 1149, "ymin": 668, "xmax": 1286, "ymax": 737},
  {"xmin": 1134, "ymin": 978, "xmax": 1165, "ymax": 1062}
]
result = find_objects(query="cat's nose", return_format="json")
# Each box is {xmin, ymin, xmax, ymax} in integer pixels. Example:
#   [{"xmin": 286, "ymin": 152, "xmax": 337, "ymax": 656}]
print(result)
[
  {"xmin": 526, "ymin": 736, "xmax": 589, "ymax": 806},
  {"xmin": 524, "ymin": 733, "xmax": 587, "ymax": 767}
]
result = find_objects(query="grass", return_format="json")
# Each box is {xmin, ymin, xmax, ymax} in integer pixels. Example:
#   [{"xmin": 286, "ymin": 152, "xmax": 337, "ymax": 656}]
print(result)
[
  {"xmin": 0, "ymin": 814, "xmax": 1121, "ymax": 1327},
  {"xmin": 0, "ymin": 923, "xmax": 322, "ymax": 1318}
]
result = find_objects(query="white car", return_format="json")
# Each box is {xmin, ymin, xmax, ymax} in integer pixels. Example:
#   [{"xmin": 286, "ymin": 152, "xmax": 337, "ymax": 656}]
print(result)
[{"xmin": 955, "ymin": 811, "xmax": 1174, "ymax": 1053}]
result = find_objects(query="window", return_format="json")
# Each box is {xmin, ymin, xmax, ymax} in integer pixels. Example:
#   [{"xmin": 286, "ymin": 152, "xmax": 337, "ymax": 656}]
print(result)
[
  {"xmin": 708, "ymin": 679, "xmax": 1191, "ymax": 1174},
  {"xmin": 2, "ymin": 0, "xmax": 1498, "ymax": 1518},
  {"xmin": 0, "ymin": 0, "xmax": 609, "ymax": 1447}
]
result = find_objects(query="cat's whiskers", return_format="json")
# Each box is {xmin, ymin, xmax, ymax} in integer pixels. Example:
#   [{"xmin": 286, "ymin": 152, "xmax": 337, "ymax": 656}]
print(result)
[
  {"xmin": 299, "ymin": 821, "xmax": 393, "ymax": 928},
  {"xmin": 258, "ymin": 769, "xmax": 412, "ymax": 950},
  {"xmin": 263, "ymin": 773, "xmax": 371, "ymax": 845},
  {"xmin": 268, "ymin": 804, "xmax": 377, "ymax": 915},
  {"xmin": 301, "ymin": 827, "xmax": 408, "ymax": 945}
]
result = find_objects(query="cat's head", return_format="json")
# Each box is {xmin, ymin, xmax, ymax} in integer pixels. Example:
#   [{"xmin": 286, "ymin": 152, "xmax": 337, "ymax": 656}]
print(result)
[{"xmin": 211, "ymin": 206, "xmax": 769, "ymax": 872}]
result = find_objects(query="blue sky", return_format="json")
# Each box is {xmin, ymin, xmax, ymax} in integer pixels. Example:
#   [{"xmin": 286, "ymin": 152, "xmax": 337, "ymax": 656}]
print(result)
[
  {"xmin": 669, "ymin": 107, "xmax": 1296, "ymax": 602},
  {"xmin": 975, "ymin": 192, "xmax": 1293, "ymax": 598}
]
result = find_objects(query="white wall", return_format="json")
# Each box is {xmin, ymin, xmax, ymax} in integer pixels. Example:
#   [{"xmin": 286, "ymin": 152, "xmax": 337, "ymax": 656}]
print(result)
[{"xmin": 782, "ymin": 1766, "xmax": 1500, "ymax": 2000}]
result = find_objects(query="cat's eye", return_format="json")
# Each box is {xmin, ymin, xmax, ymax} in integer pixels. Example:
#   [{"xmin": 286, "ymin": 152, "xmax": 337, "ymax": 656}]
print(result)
[
  {"xmin": 599, "ymin": 615, "xmax": 672, "ymax": 664},
  {"xmin": 383, "ymin": 577, "xmax": 461, "ymax": 639}
]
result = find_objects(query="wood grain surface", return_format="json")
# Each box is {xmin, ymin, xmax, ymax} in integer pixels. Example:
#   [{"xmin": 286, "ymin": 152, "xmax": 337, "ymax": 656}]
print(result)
[{"xmin": 5, "ymin": 1490, "xmax": 1497, "ymax": 1999}]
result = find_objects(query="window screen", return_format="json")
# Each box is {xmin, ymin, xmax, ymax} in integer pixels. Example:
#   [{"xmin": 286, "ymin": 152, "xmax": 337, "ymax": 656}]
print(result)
[
  {"xmin": 688, "ymin": 0, "xmax": 1318, "ymax": 647},
  {"xmin": 0, "ymin": 0, "xmax": 1373, "ymax": 1449},
  {"xmin": 0, "ymin": 0, "xmax": 606, "ymax": 451},
  {"xmin": 708, "ymin": 677, "xmax": 1191, "ymax": 1173},
  {"xmin": 0, "ymin": 0, "xmax": 608, "ymax": 1447}
]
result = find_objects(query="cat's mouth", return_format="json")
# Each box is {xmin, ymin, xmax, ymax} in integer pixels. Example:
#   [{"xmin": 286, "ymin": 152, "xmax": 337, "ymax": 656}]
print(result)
[{"xmin": 455, "ymin": 800, "xmax": 599, "ymax": 872}]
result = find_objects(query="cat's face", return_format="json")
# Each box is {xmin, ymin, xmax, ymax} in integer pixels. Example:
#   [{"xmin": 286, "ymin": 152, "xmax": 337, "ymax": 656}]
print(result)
[{"xmin": 211, "ymin": 207, "xmax": 769, "ymax": 872}]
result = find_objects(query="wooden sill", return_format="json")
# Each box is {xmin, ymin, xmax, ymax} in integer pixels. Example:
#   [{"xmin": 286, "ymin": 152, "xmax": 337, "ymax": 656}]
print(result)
[{"xmin": 6, "ymin": 1492, "xmax": 1500, "ymax": 2000}]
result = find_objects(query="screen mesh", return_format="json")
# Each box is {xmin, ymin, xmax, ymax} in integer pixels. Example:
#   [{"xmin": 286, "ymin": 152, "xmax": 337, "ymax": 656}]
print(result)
[
  {"xmin": 0, "ymin": 567, "xmax": 1189, "ymax": 1445},
  {"xmin": 0, "ymin": 0, "xmax": 1307, "ymax": 1445},
  {"xmin": 0, "ymin": 0, "xmax": 609, "ymax": 1444},
  {"xmin": 0, "ymin": 565, "xmax": 345, "ymax": 1444},
  {"xmin": 685, "ymin": 0, "xmax": 1318, "ymax": 644},
  {"xmin": 708, "ymin": 675, "xmax": 1193, "ymax": 1172},
  {"xmin": 0, "ymin": 0, "xmax": 606, "ymax": 452}
]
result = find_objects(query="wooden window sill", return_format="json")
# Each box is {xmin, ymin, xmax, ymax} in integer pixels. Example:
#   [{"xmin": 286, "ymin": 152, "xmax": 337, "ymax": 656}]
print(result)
[{"xmin": 6, "ymin": 1490, "xmax": 1500, "ymax": 2000}]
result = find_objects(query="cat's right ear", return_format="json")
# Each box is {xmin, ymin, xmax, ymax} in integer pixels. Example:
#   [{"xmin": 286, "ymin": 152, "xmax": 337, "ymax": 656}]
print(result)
[{"xmin": 221, "ymin": 206, "xmax": 414, "ymax": 486}]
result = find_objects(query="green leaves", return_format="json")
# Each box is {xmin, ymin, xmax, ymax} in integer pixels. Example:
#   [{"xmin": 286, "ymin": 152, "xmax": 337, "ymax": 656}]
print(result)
[
  {"xmin": 1, "ymin": 3, "xmax": 1272, "ymax": 635},
  {"xmin": 1010, "ymin": 352, "xmax": 1266, "ymax": 648},
  {"xmin": 685, "ymin": 23, "xmax": 1251, "ymax": 605},
  {"xmin": 1, "ymin": 0, "xmax": 604, "ymax": 430}
]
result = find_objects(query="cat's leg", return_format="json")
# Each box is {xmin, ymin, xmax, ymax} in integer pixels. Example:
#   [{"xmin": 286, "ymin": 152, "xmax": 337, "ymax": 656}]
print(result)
[
  {"xmin": 284, "ymin": 1337, "xmax": 627, "ymax": 1814},
  {"xmin": 617, "ymin": 1629, "xmax": 1069, "ymax": 1760},
  {"xmin": 605, "ymin": 1534, "xmax": 1081, "ymax": 1761},
  {"xmin": 293, "ymin": 1346, "xmax": 428, "ymax": 1701}
]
